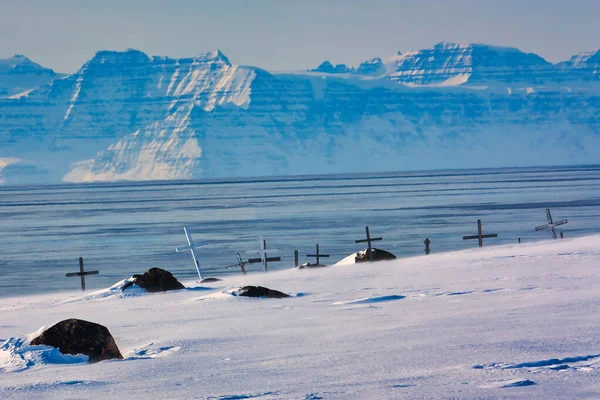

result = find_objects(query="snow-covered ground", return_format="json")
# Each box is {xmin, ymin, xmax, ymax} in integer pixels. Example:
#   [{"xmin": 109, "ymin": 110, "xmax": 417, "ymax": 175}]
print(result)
[{"xmin": 1, "ymin": 236, "xmax": 600, "ymax": 399}]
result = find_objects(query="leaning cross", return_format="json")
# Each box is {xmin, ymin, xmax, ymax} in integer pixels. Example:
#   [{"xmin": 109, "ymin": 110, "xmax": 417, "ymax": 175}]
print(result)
[
  {"xmin": 176, "ymin": 226, "xmax": 209, "ymax": 280},
  {"xmin": 355, "ymin": 226, "xmax": 383, "ymax": 262},
  {"xmin": 306, "ymin": 244, "xmax": 330, "ymax": 265},
  {"xmin": 247, "ymin": 237, "xmax": 281, "ymax": 272},
  {"xmin": 535, "ymin": 208, "xmax": 567, "ymax": 239},
  {"xmin": 66, "ymin": 257, "xmax": 99, "ymax": 291},
  {"xmin": 463, "ymin": 219, "xmax": 498, "ymax": 247},
  {"xmin": 226, "ymin": 253, "xmax": 247, "ymax": 275}
]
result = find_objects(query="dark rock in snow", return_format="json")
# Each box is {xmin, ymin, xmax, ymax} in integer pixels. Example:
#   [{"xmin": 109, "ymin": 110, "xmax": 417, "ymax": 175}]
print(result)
[
  {"xmin": 297, "ymin": 262, "xmax": 328, "ymax": 269},
  {"xmin": 200, "ymin": 277, "xmax": 222, "ymax": 283},
  {"xmin": 30, "ymin": 319, "xmax": 123, "ymax": 363},
  {"xmin": 235, "ymin": 285, "xmax": 290, "ymax": 299},
  {"xmin": 122, "ymin": 267, "xmax": 185, "ymax": 292},
  {"xmin": 355, "ymin": 248, "xmax": 397, "ymax": 263}
]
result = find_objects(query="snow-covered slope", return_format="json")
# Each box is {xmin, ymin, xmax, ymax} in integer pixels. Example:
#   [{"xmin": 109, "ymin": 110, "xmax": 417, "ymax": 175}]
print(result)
[
  {"xmin": 1, "ymin": 44, "xmax": 600, "ymax": 184},
  {"xmin": 1, "ymin": 236, "xmax": 599, "ymax": 398}
]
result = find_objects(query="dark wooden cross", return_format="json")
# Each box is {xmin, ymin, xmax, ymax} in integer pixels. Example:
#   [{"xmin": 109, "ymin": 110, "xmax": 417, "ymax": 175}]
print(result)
[
  {"xmin": 535, "ymin": 208, "xmax": 567, "ymax": 239},
  {"xmin": 355, "ymin": 226, "xmax": 383, "ymax": 262},
  {"xmin": 306, "ymin": 244, "xmax": 330, "ymax": 265},
  {"xmin": 247, "ymin": 237, "xmax": 281, "ymax": 272},
  {"xmin": 226, "ymin": 253, "xmax": 247, "ymax": 274},
  {"xmin": 66, "ymin": 257, "xmax": 99, "ymax": 291},
  {"xmin": 424, "ymin": 238, "xmax": 431, "ymax": 255},
  {"xmin": 463, "ymin": 219, "xmax": 497, "ymax": 248}
]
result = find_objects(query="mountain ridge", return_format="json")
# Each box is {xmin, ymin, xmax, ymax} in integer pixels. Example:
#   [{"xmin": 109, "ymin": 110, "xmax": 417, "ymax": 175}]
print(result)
[{"xmin": 1, "ymin": 43, "xmax": 599, "ymax": 185}]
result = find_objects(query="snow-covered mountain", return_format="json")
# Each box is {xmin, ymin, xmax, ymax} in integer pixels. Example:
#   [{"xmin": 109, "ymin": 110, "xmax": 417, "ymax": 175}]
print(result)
[
  {"xmin": 0, "ymin": 54, "xmax": 61, "ymax": 99},
  {"xmin": 1, "ymin": 43, "xmax": 600, "ymax": 184}
]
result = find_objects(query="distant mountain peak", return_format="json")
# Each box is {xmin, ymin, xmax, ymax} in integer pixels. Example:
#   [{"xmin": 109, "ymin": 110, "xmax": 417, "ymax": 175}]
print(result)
[{"xmin": 309, "ymin": 61, "xmax": 352, "ymax": 74}]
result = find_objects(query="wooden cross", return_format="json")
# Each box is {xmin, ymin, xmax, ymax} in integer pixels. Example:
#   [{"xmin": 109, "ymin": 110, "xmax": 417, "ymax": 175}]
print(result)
[
  {"xmin": 175, "ymin": 226, "xmax": 209, "ymax": 280},
  {"xmin": 247, "ymin": 237, "xmax": 281, "ymax": 272},
  {"xmin": 424, "ymin": 238, "xmax": 431, "ymax": 255},
  {"xmin": 535, "ymin": 208, "xmax": 567, "ymax": 239},
  {"xmin": 306, "ymin": 244, "xmax": 330, "ymax": 265},
  {"xmin": 355, "ymin": 226, "xmax": 383, "ymax": 262},
  {"xmin": 463, "ymin": 219, "xmax": 498, "ymax": 247},
  {"xmin": 66, "ymin": 257, "xmax": 99, "ymax": 291},
  {"xmin": 225, "ymin": 253, "xmax": 247, "ymax": 274}
]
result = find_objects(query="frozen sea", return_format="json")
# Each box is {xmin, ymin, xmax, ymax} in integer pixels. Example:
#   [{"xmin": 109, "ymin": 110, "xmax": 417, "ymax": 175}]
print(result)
[{"xmin": 1, "ymin": 165, "xmax": 599, "ymax": 298}]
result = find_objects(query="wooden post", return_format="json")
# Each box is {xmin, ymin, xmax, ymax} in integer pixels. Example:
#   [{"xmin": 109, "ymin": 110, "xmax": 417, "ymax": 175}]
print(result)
[
  {"xmin": 424, "ymin": 238, "xmax": 431, "ymax": 255},
  {"xmin": 306, "ymin": 244, "xmax": 330, "ymax": 265},
  {"xmin": 535, "ymin": 209, "xmax": 567, "ymax": 239},
  {"xmin": 66, "ymin": 257, "xmax": 99, "ymax": 291},
  {"xmin": 518, "ymin": 237, "xmax": 521, "ymax": 244},
  {"xmin": 294, "ymin": 250, "xmax": 299, "ymax": 267},
  {"xmin": 560, "ymin": 232, "xmax": 564, "ymax": 239},
  {"xmin": 463, "ymin": 219, "xmax": 498, "ymax": 248},
  {"xmin": 355, "ymin": 226, "xmax": 383, "ymax": 262}
]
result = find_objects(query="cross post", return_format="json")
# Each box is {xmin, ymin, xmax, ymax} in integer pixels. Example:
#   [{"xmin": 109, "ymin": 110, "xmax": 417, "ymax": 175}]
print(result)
[
  {"xmin": 463, "ymin": 219, "xmax": 498, "ymax": 248},
  {"xmin": 65, "ymin": 257, "xmax": 99, "ymax": 291},
  {"xmin": 294, "ymin": 250, "xmax": 299, "ymax": 267},
  {"xmin": 226, "ymin": 253, "xmax": 247, "ymax": 274},
  {"xmin": 535, "ymin": 208, "xmax": 567, "ymax": 239},
  {"xmin": 355, "ymin": 226, "xmax": 383, "ymax": 262},
  {"xmin": 306, "ymin": 244, "xmax": 330, "ymax": 265},
  {"xmin": 247, "ymin": 237, "xmax": 281, "ymax": 272},
  {"xmin": 176, "ymin": 226, "xmax": 209, "ymax": 280}
]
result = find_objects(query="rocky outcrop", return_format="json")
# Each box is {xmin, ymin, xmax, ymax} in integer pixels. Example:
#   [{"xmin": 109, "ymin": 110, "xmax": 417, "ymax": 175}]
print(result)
[
  {"xmin": 235, "ymin": 286, "xmax": 290, "ymax": 298},
  {"xmin": 122, "ymin": 268, "xmax": 185, "ymax": 292},
  {"xmin": 30, "ymin": 319, "xmax": 123, "ymax": 363},
  {"xmin": 355, "ymin": 248, "xmax": 397, "ymax": 263}
]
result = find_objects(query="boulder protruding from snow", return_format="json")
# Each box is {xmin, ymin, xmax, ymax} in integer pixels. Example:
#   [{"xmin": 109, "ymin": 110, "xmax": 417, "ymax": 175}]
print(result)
[
  {"xmin": 355, "ymin": 248, "xmax": 397, "ymax": 263},
  {"xmin": 200, "ymin": 277, "xmax": 222, "ymax": 283},
  {"xmin": 235, "ymin": 286, "xmax": 290, "ymax": 299},
  {"xmin": 30, "ymin": 319, "xmax": 123, "ymax": 363},
  {"xmin": 297, "ymin": 262, "xmax": 328, "ymax": 269},
  {"xmin": 122, "ymin": 267, "xmax": 185, "ymax": 293}
]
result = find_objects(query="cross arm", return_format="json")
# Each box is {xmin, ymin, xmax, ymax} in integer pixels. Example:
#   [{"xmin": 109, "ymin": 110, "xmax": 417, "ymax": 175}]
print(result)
[
  {"xmin": 355, "ymin": 237, "xmax": 383, "ymax": 243},
  {"xmin": 66, "ymin": 270, "xmax": 99, "ymax": 277}
]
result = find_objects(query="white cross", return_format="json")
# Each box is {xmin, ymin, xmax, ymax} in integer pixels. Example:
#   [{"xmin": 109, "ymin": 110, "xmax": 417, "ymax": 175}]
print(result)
[
  {"xmin": 175, "ymin": 226, "xmax": 209, "ymax": 280},
  {"xmin": 247, "ymin": 237, "xmax": 279, "ymax": 272}
]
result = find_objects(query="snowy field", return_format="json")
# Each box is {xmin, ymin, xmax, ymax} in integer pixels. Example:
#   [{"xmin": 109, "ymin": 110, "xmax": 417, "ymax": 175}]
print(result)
[{"xmin": 1, "ymin": 236, "xmax": 600, "ymax": 399}]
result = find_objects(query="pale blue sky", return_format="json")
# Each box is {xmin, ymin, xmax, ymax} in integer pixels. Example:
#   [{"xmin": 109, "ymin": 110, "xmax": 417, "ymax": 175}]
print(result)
[{"xmin": 1, "ymin": 0, "xmax": 599, "ymax": 73}]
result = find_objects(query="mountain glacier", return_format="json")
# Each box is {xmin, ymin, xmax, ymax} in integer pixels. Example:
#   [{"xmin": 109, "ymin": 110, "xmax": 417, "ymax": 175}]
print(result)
[{"xmin": 1, "ymin": 42, "xmax": 599, "ymax": 184}]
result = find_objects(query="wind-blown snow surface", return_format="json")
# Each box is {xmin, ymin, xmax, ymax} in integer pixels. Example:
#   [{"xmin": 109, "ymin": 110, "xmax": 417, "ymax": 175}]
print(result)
[{"xmin": 1, "ymin": 236, "xmax": 600, "ymax": 399}]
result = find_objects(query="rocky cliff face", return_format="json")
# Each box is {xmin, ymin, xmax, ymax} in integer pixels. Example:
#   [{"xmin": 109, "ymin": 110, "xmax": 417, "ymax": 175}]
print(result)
[{"xmin": 1, "ymin": 43, "xmax": 600, "ymax": 184}]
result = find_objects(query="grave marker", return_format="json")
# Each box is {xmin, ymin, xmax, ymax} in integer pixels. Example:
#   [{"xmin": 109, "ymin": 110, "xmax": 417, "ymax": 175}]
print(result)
[
  {"xmin": 306, "ymin": 244, "xmax": 330, "ymax": 265},
  {"xmin": 535, "ymin": 208, "xmax": 567, "ymax": 239},
  {"xmin": 294, "ymin": 250, "xmax": 299, "ymax": 267},
  {"xmin": 247, "ymin": 237, "xmax": 281, "ymax": 272},
  {"xmin": 463, "ymin": 219, "xmax": 498, "ymax": 247},
  {"xmin": 175, "ymin": 226, "xmax": 209, "ymax": 280},
  {"xmin": 66, "ymin": 257, "xmax": 99, "ymax": 291},
  {"xmin": 226, "ymin": 253, "xmax": 247, "ymax": 274},
  {"xmin": 424, "ymin": 238, "xmax": 431, "ymax": 255},
  {"xmin": 355, "ymin": 226, "xmax": 383, "ymax": 262}
]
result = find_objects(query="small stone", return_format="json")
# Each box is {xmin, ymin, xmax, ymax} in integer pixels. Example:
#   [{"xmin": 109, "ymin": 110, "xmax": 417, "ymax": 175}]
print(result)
[
  {"xmin": 30, "ymin": 319, "xmax": 123, "ymax": 363},
  {"xmin": 235, "ymin": 286, "xmax": 290, "ymax": 299},
  {"xmin": 297, "ymin": 262, "xmax": 328, "ymax": 269},
  {"xmin": 355, "ymin": 248, "xmax": 397, "ymax": 263},
  {"xmin": 200, "ymin": 277, "xmax": 222, "ymax": 283}
]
